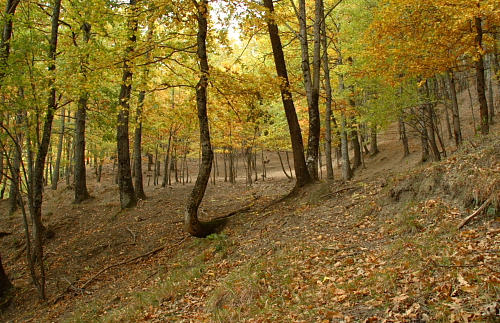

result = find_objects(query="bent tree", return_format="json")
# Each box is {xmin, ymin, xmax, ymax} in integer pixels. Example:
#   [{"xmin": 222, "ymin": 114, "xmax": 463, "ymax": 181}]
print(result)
[
  {"xmin": 184, "ymin": 0, "xmax": 223, "ymax": 238},
  {"xmin": 263, "ymin": 0, "xmax": 312, "ymax": 188}
]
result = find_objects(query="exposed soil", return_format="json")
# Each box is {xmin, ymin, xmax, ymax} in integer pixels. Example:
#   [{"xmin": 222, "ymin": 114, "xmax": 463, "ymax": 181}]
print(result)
[{"xmin": 0, "ymin": 87, "xmax": 499, "ymax": 322}]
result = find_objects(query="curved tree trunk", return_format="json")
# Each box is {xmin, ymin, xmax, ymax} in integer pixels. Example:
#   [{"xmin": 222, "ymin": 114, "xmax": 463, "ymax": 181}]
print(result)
[
  {"xmin": 263, "ymin": 0, "xmax": 311, "ymax": 188},
  {"xmin": 184, "ymin": 0, "xmax": 217, "ymax": 238}
]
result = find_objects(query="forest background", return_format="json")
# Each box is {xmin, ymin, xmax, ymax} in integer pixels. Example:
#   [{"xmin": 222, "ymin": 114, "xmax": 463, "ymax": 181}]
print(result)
[{"xmin": 0, "ymin": 0, "xmax": 499, "ymax": 321}]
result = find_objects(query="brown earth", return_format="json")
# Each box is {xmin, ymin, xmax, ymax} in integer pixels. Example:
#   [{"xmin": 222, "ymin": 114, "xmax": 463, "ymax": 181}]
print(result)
[{"xmin": 0, "ymin": 84, "xmax": 499, "ymax": 322}]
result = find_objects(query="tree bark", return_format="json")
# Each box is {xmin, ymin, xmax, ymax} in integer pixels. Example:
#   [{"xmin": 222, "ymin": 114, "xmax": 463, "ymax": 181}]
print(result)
[
  {"xmin": 475, "ymin": 16, "xmax": 489, "ymax": 135},
  {"xmin": 116, "ymin": 0, "xmax": 139, "ymax": 209},
  {"xmin": 133, "ymin": 90, "xmax": 147, "ymax": 200},
  {"xmin": 184, "ymin": 0, "xmax": 219, "ymax": 238},
  {"xmin": 322, "ymin": 24, "xmax": 334, "ymax": 180},
  {"xmin": 73, "ymin": 96, "xmax": 90, "ymax": 203},
  {"xmin": 51, "ymin": 109, "xmax": 64, "ymax": 190},
  {"xmin": 73, "ymin": 22, "xmax": 91, "ymax": 204},
  {"xmin": 340, "ymin": 111, "xmax": 351, "ymax": 180},
  {"xmin": 263, "ymin": 0, "xmax": 311, "ymax": 188},
  {"xmin": 0, "ymin": 0, "xmax": 20, "ymax": 82},
  {"xmin": 370, "ymin": 125, "xmax": 379, "ymax": 155},
  {"xmin": 29, "ymin": 0, "xmax": 63, "ymax": 300},
  {"xmin": 294, "ymin": 0, "xmax": 320, "ymax": 181},
  {"xmin": 8, "ymin": 110, "xmax": 22, "ymax": 215},
  {"xmin": 162, "ymin": 128, "xmax": 173, "ymax": 187},
  {"xmin": 399, "ymin": 116, "xmax": 410, "ymax": 158}
]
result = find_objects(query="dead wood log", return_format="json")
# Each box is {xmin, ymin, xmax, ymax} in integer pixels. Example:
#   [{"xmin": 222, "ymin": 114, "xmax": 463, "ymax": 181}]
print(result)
[{"xmin": 457, "ymin": 197, "xmax": 492, "ymax": 229}]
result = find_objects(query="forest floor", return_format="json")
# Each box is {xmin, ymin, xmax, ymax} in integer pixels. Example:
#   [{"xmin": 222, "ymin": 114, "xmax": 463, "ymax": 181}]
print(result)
[{"xmin": 1, "ymin": 102, "xmax": 500, "ymax": 322}]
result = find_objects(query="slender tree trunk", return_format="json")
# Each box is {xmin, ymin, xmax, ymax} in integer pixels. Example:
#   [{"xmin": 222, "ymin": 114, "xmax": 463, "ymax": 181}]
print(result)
[
  {"xmin": 277, "ymin": 150, "xmax": 292, "ymax": 179},
  {"xmin": 0, "ymin": 0, "xmax": 20, "ymax": 82},
  {"xmin": 184, "ymin": 0, "xmax": 217, "ymax": 238},
  {"xmin": 9, "ymin": 110, "xmax": 22, "ymax": 215},
  {"xmin": 322, "ymin": 33, "xmax": 334, "ymax": 179},
  {"xmin": 487, "ymin": 54, "xmax": 494, "ymax": 124},
  {"xmin": 399, "ymin": 116, "xmax": 410, "ymax": 157},
  {"xmin": 133, "ymin": 90, "xmax": 147, "ymax": 199},
  {"xmin": 340, "ymin": 112, "xmax": 351, "ymax": 180},
  {"xmin": 370, "ymin": 125, "xmax": 379, "ymax": 155},
  {"xmin": 162, "ymin": 128, "xmax": 172, "ymax": 187},
  {"xmin": 424, "ymin": 82, "xmax": 441, "ymax": 161},
  {"xmin": 351, "ymin": 124, "xmax": 362, "ymax": 170},
  {"xmin": 52, "ymin": 109, "xmax": 64, "ymax": 190},
  {"xmin": 475, "ymin": 16, "xmax": 489, "ymax": 134},
  {"xmin": 29, "ymin": 0, "xmax": 62, "ymax": 300},
  {"xmin": 116, "ymin": 0, "xmax": 139, "ymax": 209},
  {"xmin": 264, "ymin": 0, "xmax": 311, "ymax": 188},
  {"xmin": 419, "ymin": 107, "xmax": 430, "ymax": 162},
  {"xmin": 295, "ymin": 0, "xmax": 320, "ymax": 181},
  {"xmin": 73, "ymin": 22, "xmax": 91, "ymax": 204}
]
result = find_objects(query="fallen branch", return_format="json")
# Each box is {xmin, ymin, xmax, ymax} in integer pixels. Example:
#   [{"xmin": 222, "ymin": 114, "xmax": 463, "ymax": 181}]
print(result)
[
  {"xmin": 211, "ymin": 204, "xmax": 253, "ymax": 221},
  {"xmin": 457, "ymin": 197, "xmax": 492, "ymax": 230},
  {"xmin": 79, "ymin": 236, "xmax": 188, "ymax": 290},
  {"xmin": 320, "ymin": 186, "xmax": 359, "ymax": 199},
  {"xmin": 62, "ymin": 277, "xmax": 93, "ymax": 295},
  {"xmin": 126, "ymin": 226, "xmax": 136, "ymax": 243}
]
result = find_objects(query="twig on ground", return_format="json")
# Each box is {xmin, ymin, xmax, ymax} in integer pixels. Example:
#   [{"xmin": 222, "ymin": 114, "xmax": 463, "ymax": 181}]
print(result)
[
  {"xmin": 62, "ymin": 277, "xmax": 93, "ymax": 296},
  {"xmin": 79, "ymin": 236, "xmax": 188, "ymax": 290},
  {"xmin": 126, "ymin": 226, "xmax": 136, "ymax": 243},
  {"xmin": 457, "ymin": 197, "xmax": 492, "ymax": 229},
  {"xmin": 211, "ymin": 204, "xmax": 253, "ymax": 221},
  {"xmin": 320, "ymin": 186, "xmax": 359, "ymax": 199}
]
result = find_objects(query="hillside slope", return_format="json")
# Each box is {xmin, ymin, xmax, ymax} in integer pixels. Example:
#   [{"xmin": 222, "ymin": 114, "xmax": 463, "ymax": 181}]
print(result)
[{"xmin": 0, "ymin": 126, "xmax": 499, "ymax": 322}]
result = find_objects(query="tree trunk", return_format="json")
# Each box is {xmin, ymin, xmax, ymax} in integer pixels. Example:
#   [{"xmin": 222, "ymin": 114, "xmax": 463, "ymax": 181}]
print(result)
[
  {"xmin": 340, "ymin": 112, "xmax": 351, "ymax": 180},
  {"xmin": 162, "ymin": 128, "xmax": 172, "ymax": 187},
  {"xmin": 29, "ymin": 0, "xmax": 62, "ymax": 300},
  {"xmin": 73, "ymin": 22, "xmax": 91, "ymax": 204},
  {"xmin": 263, "ymin": 0, "xmax": 311, "ymax": 188},
  {"xmin": 184, "ymin": 0, "xmax": 219, "ymax": 238},
  {"xmin": 0, "ymin": 255, "xmax": 12, "ymax": 299},
  {"xmin": 399, "ymin": 117, "xmax": 410, "ymax": 158},
  {"xmin": 73, "ymin": 96, "xmax": 90, "ymax": 203},
  {"xmin": 0, "ymin": 0, "xmax": 20, "ymax": 82},
  {"xmin": 370, "ymin": 125, "xmax": 379, "ymax": 155},
  {"xmin": 52, "ymin": 109, "xmax": 64, "ymax": 190},
  {"xmin": 487, "ymin": 54, "xmax": 494, "ymax": 124},
  {"xmin": 116, "ymin": 0, "xmax": 139, "ymax": 209},
  {"xmin": 9, "ymin": 110, "xmax": 22, "ymax": 215},
  {"xmin": 133, "ymin": 90, "xmax": 147, "ymax": 200},
  {"xmin": 475, "ymin": 16, "xmax": 489, "ymax": 135},
  {"xmin": 350, "ymin": 125, "xmax": 362, "ymax": 170},
  {"xmin": 424, "ymin": 82, "xmax": 441, "ymax": 161},
  {"xmin": 320, "ymin": 2, "xmax": 336, "ymax": 180}
]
